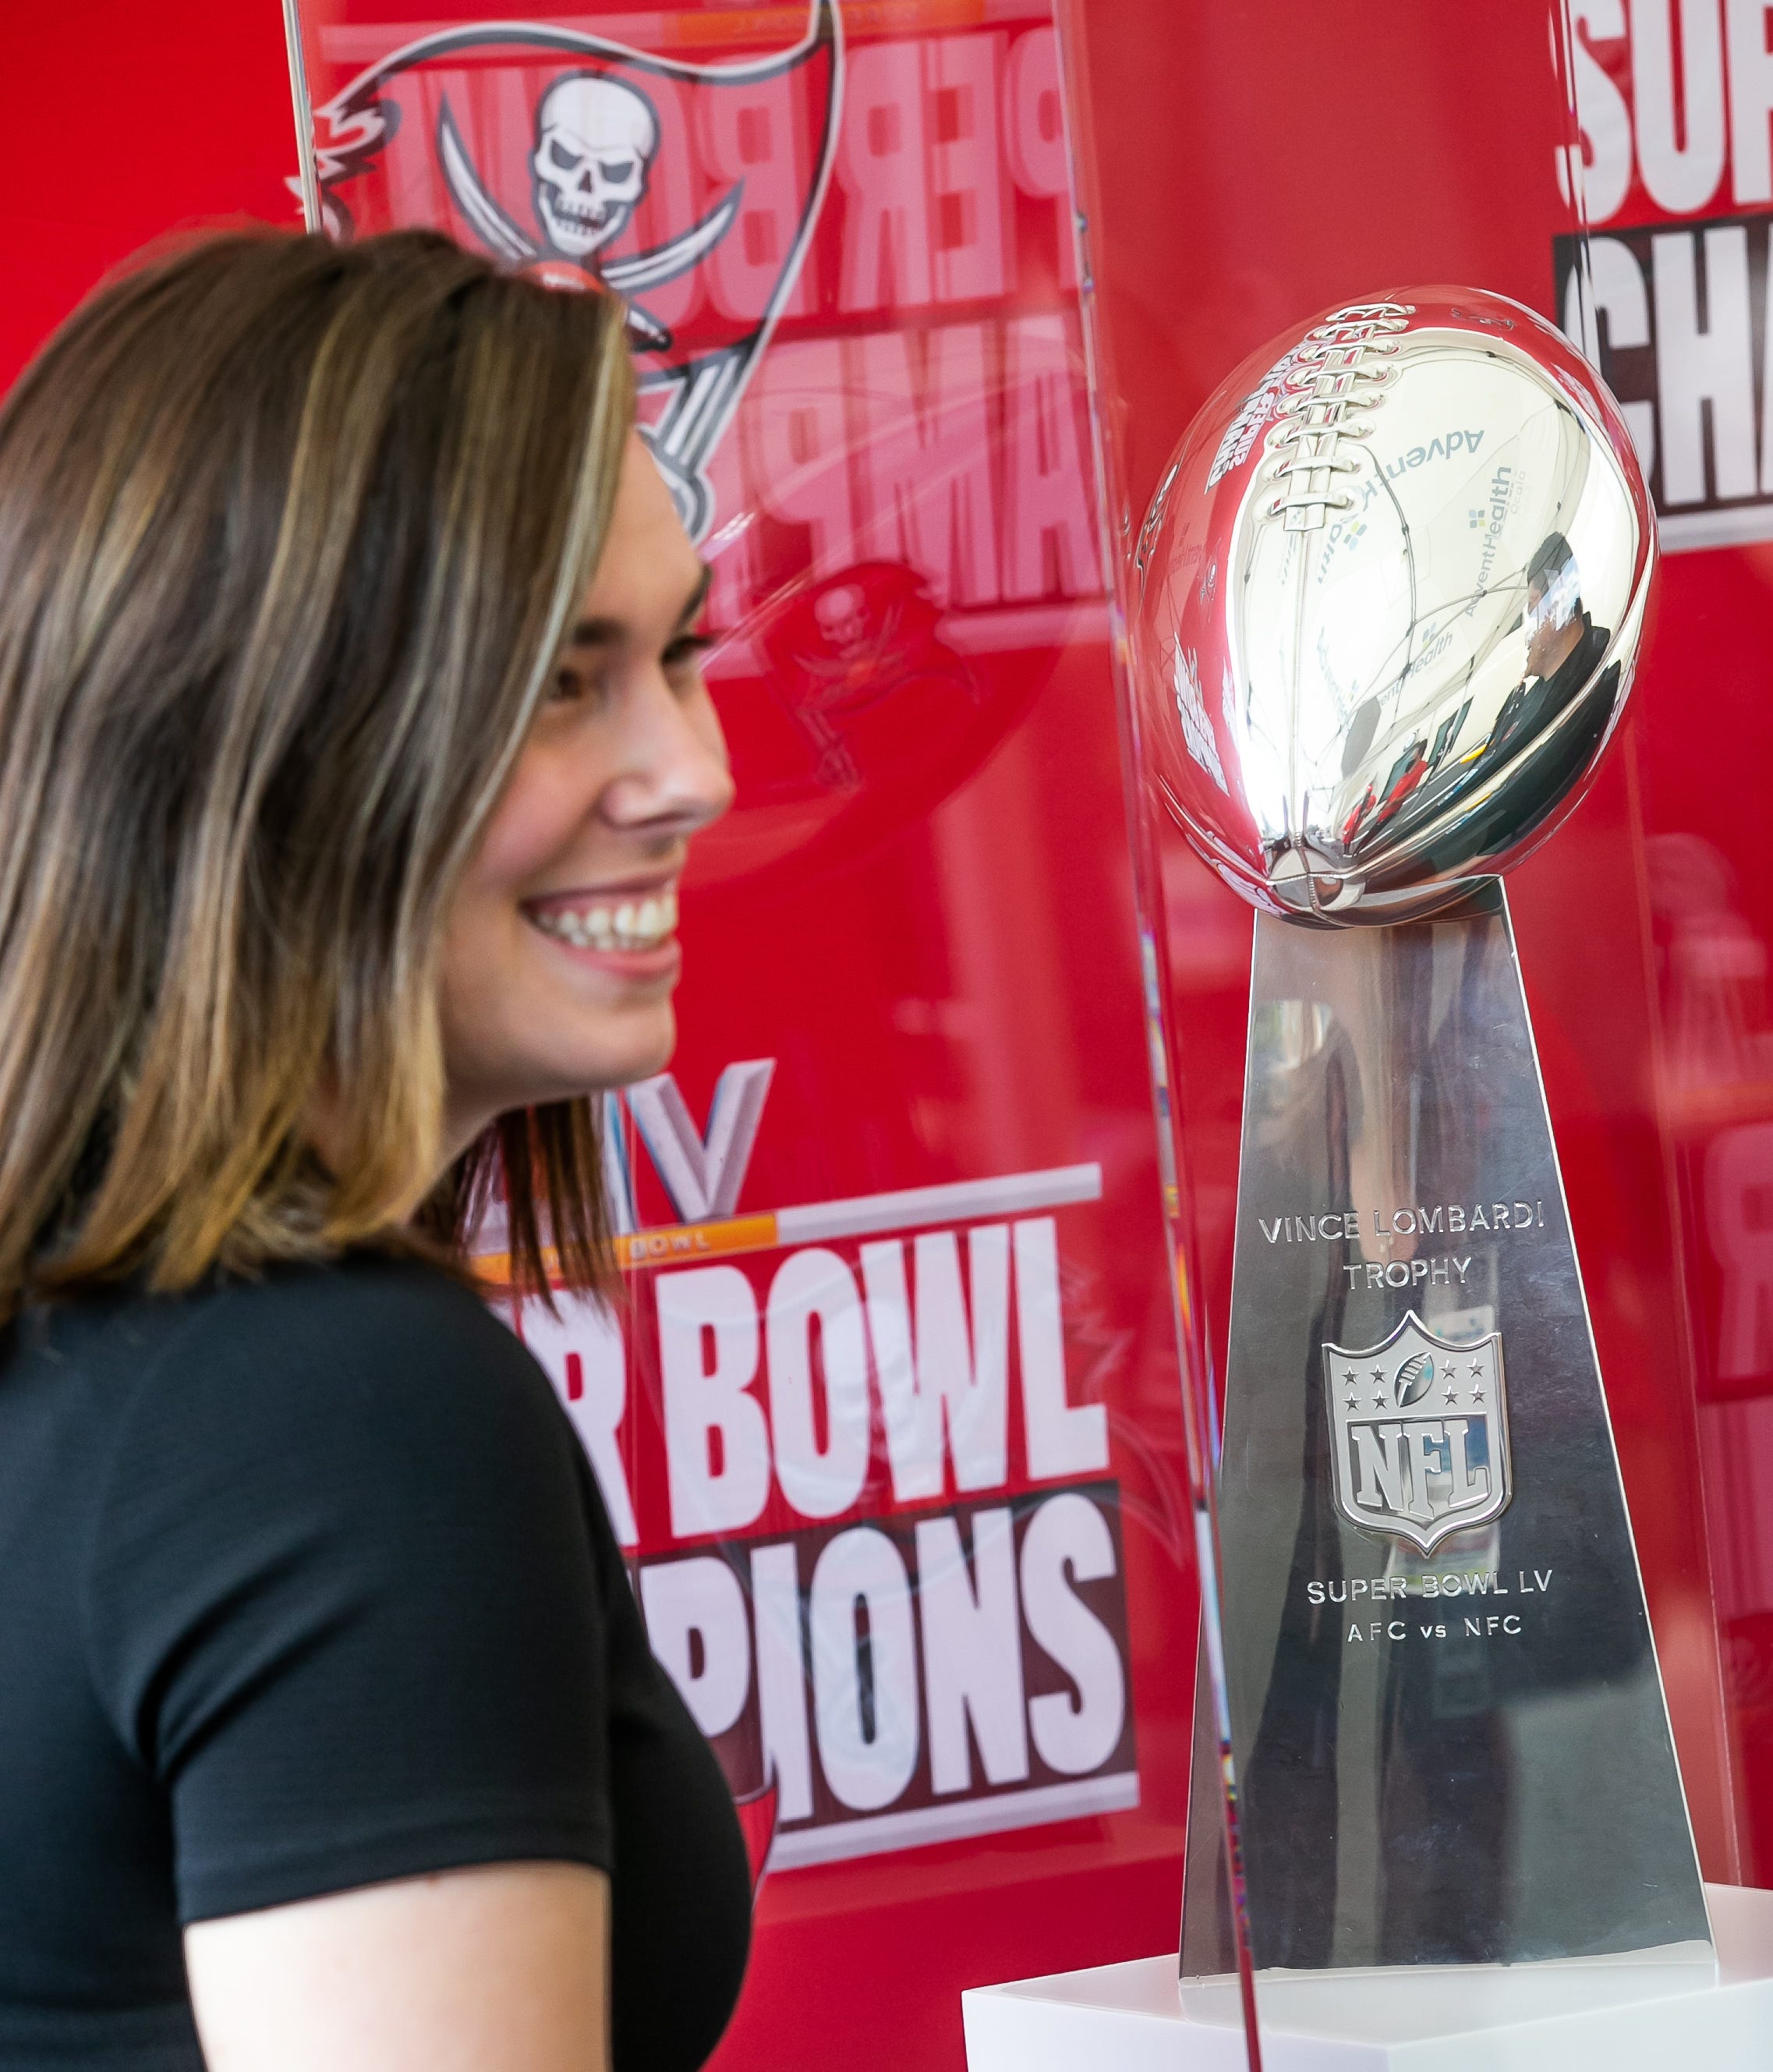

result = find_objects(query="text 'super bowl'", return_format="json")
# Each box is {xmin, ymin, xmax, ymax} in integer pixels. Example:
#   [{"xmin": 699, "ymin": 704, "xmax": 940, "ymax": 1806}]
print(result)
[{"xmin": 1131, "ymin": 289, "xmax": 1654, "ymax": 925}]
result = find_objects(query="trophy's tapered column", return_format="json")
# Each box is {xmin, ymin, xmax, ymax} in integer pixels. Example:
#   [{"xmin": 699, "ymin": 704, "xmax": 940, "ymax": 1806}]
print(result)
[{"xmin": 1180, "ymin": 887, "xmax": 1708, "ymax": 1975}]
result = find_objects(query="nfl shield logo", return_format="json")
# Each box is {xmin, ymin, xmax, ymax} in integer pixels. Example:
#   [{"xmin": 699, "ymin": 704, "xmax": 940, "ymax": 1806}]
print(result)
[{"xmin": 1322, "ymin": 1311, "xmax": 1513, "ymax": 1554}]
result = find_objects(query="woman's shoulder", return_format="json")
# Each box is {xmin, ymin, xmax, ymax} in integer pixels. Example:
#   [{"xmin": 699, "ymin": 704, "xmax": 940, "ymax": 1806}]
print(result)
[
  {"xmin": 71, "ymin": 1253, "xmax": 630, "ymax": 1889},
  {"xmin": 86, "ymin": 1253, "xmax": 584, "ymax": 1524},
  {"xmin": 223, "ymin": 1249, "xmax": 525, "ymax": 1351},
  {"xmin": 126, "ymin": 1250, "xmax": 536, "ymax": 1385}
]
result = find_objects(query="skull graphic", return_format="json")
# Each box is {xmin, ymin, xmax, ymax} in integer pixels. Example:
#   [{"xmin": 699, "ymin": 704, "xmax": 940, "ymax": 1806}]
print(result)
[
  {"xmin": 813, "ymin": 584, "xmax": 870, "ymax": 656},
  {"xmin": 531, "ymin": 73, "xmax": 659, "ymax": 262}
]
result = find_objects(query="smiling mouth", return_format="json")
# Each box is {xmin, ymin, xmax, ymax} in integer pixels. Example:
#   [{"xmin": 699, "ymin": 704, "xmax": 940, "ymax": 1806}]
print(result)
[{"xmin": 528, "ymin": 885, "xmax": 678, "ymax": 953}]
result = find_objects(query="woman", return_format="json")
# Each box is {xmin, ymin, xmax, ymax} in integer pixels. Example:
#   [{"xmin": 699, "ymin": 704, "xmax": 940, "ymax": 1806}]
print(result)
[{"xmin": 0, "ymin": 229, "xmax": 749, "ymax": 2071}]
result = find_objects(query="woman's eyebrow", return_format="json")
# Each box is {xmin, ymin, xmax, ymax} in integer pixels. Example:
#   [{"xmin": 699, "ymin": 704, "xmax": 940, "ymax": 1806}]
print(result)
[{"xmin": 566, "ymin": 565, "xmax": 712, "ymax": 651}]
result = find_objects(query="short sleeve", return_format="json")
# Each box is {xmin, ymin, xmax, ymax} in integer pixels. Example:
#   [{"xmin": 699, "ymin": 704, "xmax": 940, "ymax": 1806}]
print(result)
[{"xmin": 81, "ymin": 1258, "xmax": 614, "ymax": 1925}]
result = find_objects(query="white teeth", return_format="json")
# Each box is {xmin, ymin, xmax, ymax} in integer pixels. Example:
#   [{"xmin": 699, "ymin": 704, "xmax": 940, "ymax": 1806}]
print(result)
[{"xmin": 533, "ymin": 887, "xmax": 679, "ymax": 952}]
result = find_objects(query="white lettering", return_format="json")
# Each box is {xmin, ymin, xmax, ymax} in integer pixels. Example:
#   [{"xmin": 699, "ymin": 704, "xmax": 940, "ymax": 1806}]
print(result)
[
  {"xmin": 698, "ymin": 73, "xmax": 816, "ymax": 322},
  {"xmin": 862, "ymin": 1225, "xmax": 1011, "ymax": 1501},
  {"xmin": 809, "ymin": 1526, "xmax": 922, "ymax": 1811},
  {"xmin": 1566, "ymin": 2, "xmax": 1633, "ymax": 220},
  {"xmin": 1577, "ymin": 243, "xmax": 1654, "ymax": 490},
  {"xmin": 1633, "ymin": 0, "xmax": 1726, "ymax": 211},
  {"xmin": 836, "ymin": 41, "xmax": 934, "ymax": 311},
  {"xmin": 1015, "ymin": 1216, "xmax": 1109, "ymax": 1479},
  {"xmin": 625, "ymin": 1060, "xmax": 775, "ymax": 1222},
  {"xmin": 855, "ymin": 324, "xmax": 1000, "ymax": 604},
  {"xmin": 1019, "ymin": 1492, "xmax": 1126, "ymax": 1774},
  {"xmin": 916, "ymin": 1508, "xmax": 1030, "ymax": 1793},
  {"xmin": 746, "ymin": 337, "xmax": 855, "ymax": 572},
  {"xmin": 1654, "ymin": 225, "xmax": 1758, "ymax": 503},
  {"xmin": 766, "ymin": 1248, "xmax": 872, "ymax": 1520},
  {"xmin": 1405, "ymin": 1422, "xmax": 1449, "ymax": 1525},
  {"xmin": 519, "ymin": 1289, "xmax": 637, "ymax": 1547},
  {"xmin": 1003, "ymin": 27, "xmax": 1076, "ymax": 289},
  {"xmin": 929, "ymin": 33, "xmax": 1011, "ymax": 303},
  {"xmin": 1001, "ymin": 313, "xmax": 1103, "ymax": 599},
  {"xmin": 601, "ymin": 1089, "xmax": 636, "ymax": 1235},
  {"xmin": 1727, "ymin": 0, "xmax": 1773, "ymax": 203},
  {"xmin": 658, "ymin": 1265, "xmax": 771, "ymax": 1536}
]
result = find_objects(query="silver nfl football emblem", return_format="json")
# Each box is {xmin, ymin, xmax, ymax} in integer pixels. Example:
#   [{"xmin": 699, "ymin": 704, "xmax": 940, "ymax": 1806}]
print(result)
[{"xmin": 1322, "ymin": 1311, "xmax": 1513, "ymax": 1554}]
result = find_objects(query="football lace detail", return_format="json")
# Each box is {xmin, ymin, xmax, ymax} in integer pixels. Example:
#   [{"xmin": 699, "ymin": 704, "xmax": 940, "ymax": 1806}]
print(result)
[{"xmin": 1262, "ymin": 304, "xmax": 1413, "ymax": 533}]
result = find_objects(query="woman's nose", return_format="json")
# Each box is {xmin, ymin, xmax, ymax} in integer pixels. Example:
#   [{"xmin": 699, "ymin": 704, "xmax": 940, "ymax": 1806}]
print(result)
[{"xmin": 600, "ymin": 677, "xmax": 734, "ymax": 835}]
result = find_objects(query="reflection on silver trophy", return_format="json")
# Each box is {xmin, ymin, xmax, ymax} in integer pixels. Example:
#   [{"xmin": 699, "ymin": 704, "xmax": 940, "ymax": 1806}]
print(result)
[
  {"xmin": 1132, "ymin": 291, "xmax": 1712, "ymax": 1975},
  {"xmin": 1138, "ymin": 292, "xmax": 1651, "ymax": 923}
]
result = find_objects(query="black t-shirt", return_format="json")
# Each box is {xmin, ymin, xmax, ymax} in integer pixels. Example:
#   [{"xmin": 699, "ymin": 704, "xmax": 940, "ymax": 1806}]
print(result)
[{"xmin": 0, "ymin": 1254, "xmax": 750, "ymax": 2070}]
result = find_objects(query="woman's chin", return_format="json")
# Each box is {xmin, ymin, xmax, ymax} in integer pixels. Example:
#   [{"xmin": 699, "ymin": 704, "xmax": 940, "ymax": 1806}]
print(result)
[{"xmin": 554, "ymin": 1005, "xmax": 678, "ymax": 1099}]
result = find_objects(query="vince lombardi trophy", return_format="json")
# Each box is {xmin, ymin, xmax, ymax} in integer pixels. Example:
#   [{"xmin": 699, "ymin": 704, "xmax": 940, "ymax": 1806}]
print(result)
[{"xmin": 1129, "ymin": 290, "xmax": 1711, "ymax": 1975}]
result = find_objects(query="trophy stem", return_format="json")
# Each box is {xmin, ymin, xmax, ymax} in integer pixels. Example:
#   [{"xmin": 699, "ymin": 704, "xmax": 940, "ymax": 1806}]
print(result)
[{"xmin": 1180, "ymin": 885, "xmax": 1709, "ymax": 1976}]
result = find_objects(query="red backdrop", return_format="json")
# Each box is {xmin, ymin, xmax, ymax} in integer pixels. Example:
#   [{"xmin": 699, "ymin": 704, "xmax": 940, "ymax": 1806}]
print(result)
[{"xmin": 6, "ymin": 6, "xmax": 1773, "ymax": 2072}]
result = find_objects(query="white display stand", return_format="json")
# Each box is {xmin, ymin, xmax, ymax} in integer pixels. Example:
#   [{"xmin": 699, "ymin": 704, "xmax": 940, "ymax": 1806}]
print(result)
[{"xmin": 962, "ymin": 1885, "xmax": 1773, "ymax": 2071}]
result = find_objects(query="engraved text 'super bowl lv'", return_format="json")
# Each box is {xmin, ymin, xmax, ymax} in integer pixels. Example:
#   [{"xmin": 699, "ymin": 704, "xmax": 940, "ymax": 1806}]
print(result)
[{"xmin": 1131, "ymin": 289, "xmax": 1654, "ymax": 924}]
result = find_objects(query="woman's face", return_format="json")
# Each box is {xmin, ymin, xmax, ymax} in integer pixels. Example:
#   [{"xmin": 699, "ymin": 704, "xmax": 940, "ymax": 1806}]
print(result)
[{"xmin": 437, "ymin": 433, "xmax": 733, "ymax": 1148}]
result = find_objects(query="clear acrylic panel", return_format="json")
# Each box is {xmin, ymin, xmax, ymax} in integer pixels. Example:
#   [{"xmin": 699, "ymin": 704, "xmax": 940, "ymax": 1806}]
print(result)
[
  {"xmin": 278, "ymin": 0, "xmax": 1773, "ymax": 2063},
  {"xmin": 1556, "ymin": 0, "xmax": 1773, "ymax": 1985},
  {"xmin": 1554, "ymin": 0, "xmax": 1773, "ymax": 1920},
  {"xmin": 1057, "ymin": 0, "xmax": 1761, "ymax": 2063}
]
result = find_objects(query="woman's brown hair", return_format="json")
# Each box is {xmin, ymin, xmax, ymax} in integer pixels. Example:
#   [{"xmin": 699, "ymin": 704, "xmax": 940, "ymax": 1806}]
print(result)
[{"xmin": 0, "ymin": 228, "xmax": 635, "ymax": 1316}]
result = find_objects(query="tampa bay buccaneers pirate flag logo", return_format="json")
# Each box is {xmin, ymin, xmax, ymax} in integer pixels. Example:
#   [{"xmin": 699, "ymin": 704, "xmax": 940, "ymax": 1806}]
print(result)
[{"xmin": 307, "ymin": 2, "xmax": 844, "ymax": 539}]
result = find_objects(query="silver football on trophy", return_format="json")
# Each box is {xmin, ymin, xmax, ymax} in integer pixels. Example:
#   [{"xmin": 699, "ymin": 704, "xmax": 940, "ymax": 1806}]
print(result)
[{"xmin": 1131, "ymin": 289, "xmax": 1654, "ymax": 924}]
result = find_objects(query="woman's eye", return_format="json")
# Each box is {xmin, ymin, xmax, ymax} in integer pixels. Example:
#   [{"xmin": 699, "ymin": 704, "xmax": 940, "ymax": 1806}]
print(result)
[
  {"xmin": 548, "ymin": 666, "xmax": 603, "ymax": 706},
  {"xmin": 664, "ymin": 632, "xmax": 713, "ymax": 675}
]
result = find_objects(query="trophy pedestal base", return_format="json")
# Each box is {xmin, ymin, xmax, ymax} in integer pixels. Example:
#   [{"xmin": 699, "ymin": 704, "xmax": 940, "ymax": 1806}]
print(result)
[{"xmin": 962, "ymin": 1886, "xmax": 1773, "ymax": 2072}]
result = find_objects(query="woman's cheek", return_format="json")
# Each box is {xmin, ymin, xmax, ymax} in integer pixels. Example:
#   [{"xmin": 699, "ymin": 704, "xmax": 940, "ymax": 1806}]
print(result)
[{"xmin": 472, "ymin": 747, "xmax": 587, "ymax": 891}]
